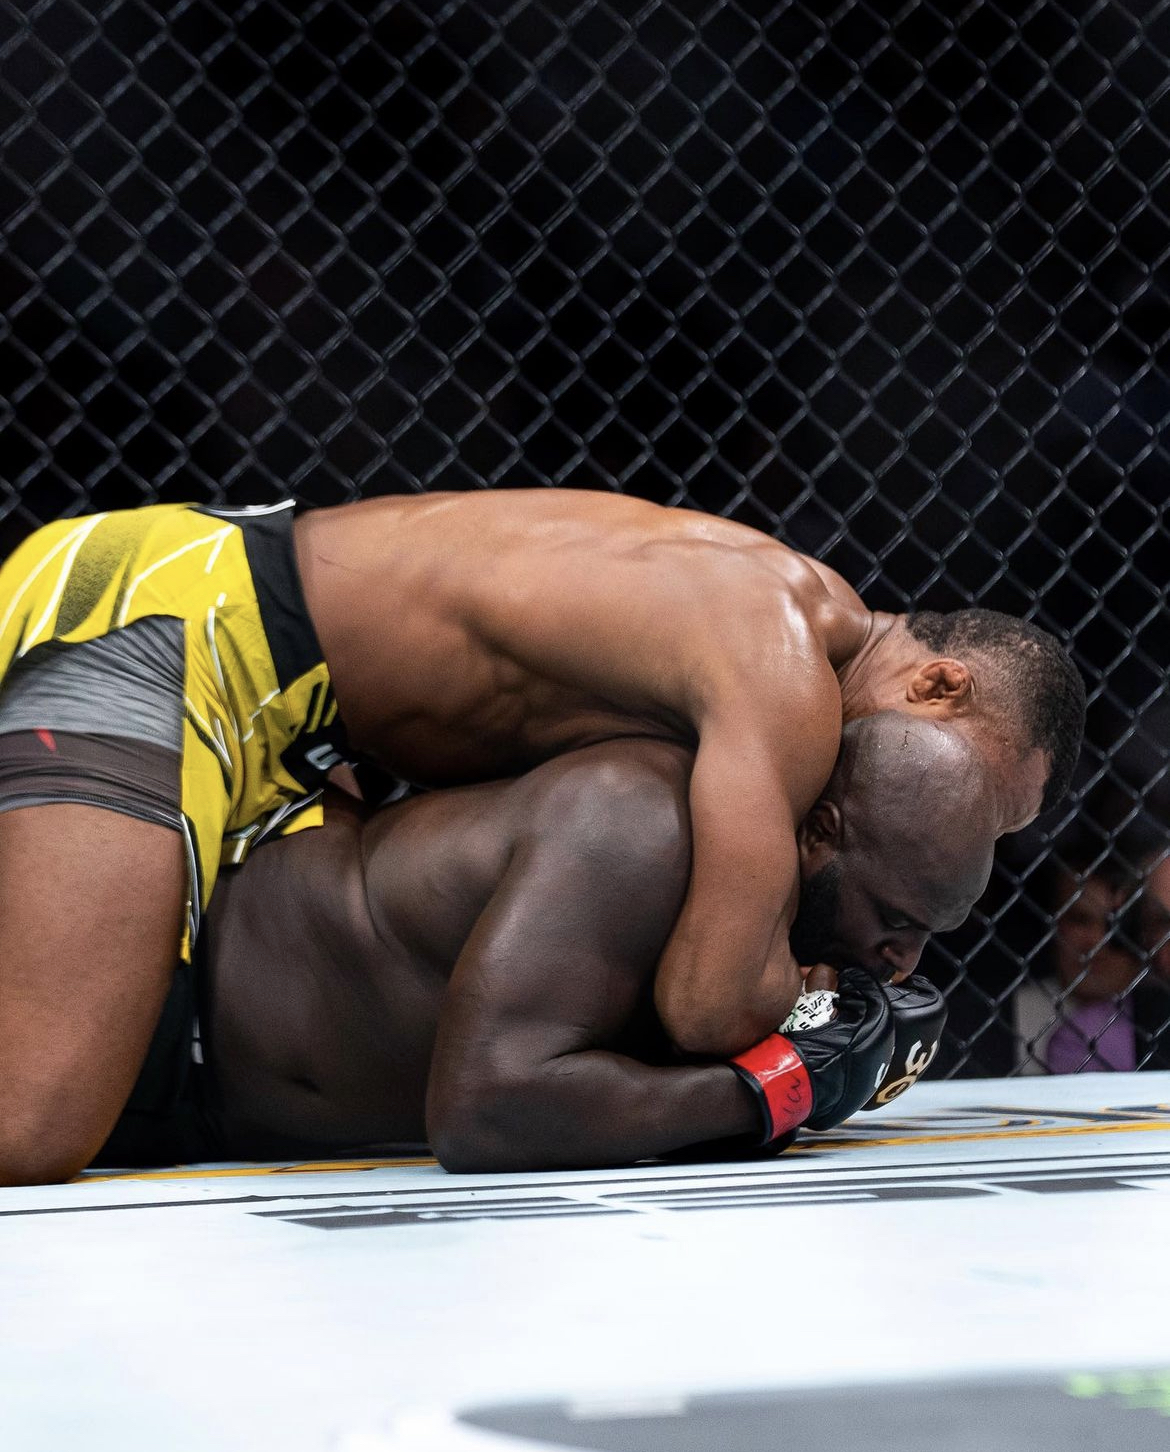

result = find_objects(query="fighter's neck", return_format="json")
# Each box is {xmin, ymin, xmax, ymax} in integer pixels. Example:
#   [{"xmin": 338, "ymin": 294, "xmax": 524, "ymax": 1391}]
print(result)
[{"xmin": 835, "ymin": 612, "xmax": 909, "ymax": 720}]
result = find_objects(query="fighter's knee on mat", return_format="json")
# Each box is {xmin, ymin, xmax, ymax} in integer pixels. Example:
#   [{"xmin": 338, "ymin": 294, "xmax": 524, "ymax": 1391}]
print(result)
[{"xmin": 0, "ymin": 1110, "xmax": 96, "ymax": 1186}]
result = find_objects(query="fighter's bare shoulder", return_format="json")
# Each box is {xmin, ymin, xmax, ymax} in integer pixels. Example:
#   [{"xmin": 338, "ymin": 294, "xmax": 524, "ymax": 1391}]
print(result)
[
  {"xmin": 660, "ymin": 520, "xmax": 859, "ymax": 816},
  {"xmin": 649, "ymin": 507, "xmax": 868, "ymax": 654},
  {"xmin": 515, "ymin": 738, "xmax": 693, "ymax": 847},
  {"xmin": 509, "ymin": 738, "xmax": 695, "ymax": 914},
  {"xmin": 797, "ymin": 549, "xmax": 866, "ymax": 613}
]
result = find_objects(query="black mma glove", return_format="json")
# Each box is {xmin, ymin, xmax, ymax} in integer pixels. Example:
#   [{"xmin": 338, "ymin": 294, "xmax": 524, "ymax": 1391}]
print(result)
[
  {"xmin": 728, "ymin": 966, "xmax": 895, "ymax": 1145},
  {"xmin": 861, "ymin": 973, "xmax": 946, "ymax": 1110}
]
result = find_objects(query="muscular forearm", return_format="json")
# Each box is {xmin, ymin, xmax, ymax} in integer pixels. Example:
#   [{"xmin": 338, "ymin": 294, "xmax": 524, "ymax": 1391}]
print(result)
[
  {"xmin": 427, "ymin": 1053, "xmax": 761, "ymax": 1172},
  {"xmin": 656, "ymin": 921, "xmax": 804, "ymax": 1058},
  {"xmin": 662, "ymin": 712, "xmax": 836, "ymax": 1057}
]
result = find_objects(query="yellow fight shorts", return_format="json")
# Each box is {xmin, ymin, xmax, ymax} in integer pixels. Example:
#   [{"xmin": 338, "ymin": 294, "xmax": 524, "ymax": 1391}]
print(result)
[{"xmin": 0, "ymin": 501, "xmax": 350, "ymax": 959}]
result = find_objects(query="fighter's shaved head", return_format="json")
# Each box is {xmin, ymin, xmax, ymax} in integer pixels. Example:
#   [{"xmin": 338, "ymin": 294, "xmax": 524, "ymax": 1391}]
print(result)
[
  {"xmin": 792, "ymin": 711, "xmax": 999, "ymax": 978},
  {"xmin": 832, "ymin": 711, "xmax": 982, "ymax": 807},
  {"xmin": 828, "ymin": 711, "xmax": 997, "ymax": 877}
]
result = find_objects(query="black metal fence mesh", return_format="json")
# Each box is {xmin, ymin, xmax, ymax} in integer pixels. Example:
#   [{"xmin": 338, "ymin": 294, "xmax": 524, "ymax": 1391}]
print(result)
[{"xmin": 4, "ymin": 0, "xmax": 1170, "ymax": 1078}]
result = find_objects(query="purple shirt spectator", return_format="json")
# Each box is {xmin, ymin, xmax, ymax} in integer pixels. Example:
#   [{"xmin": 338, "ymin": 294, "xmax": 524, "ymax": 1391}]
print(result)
[{"xmin": 1045, "ymin": 1000, "xmax": 1135, "ymax": 1074}]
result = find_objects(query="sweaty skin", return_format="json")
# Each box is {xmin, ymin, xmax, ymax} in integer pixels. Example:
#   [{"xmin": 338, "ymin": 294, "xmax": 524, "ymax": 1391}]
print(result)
[
  {"xmin": 194, "ymin": 733, "xmax": 995, "ymax": 1171},
  {"xmin": 294, "ymin": 490, "xmax": 1033, "ymax": 1055}
]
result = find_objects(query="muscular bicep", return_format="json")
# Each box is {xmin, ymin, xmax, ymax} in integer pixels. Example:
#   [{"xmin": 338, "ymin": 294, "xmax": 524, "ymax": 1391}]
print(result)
[
  {"xmin": 425, "ymin": 798, "xmax": 688, "ymax": 1153},
  {"xmin": 434, "ymin": 843, "xmax": 659, "ymax": 1064}
]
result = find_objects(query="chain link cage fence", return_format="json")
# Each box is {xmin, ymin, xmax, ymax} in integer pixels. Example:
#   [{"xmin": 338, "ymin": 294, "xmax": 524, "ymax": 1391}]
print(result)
[{"xmin": 3, "ymin": 0, "xmax": 1170, "ymax": 1080}]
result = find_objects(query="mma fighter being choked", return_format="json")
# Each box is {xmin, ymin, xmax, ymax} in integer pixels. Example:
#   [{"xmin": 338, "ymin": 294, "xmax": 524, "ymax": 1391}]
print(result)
[{"xmin": 110, "ymin": 716, "xmax": 1012, "ymax": 1172}]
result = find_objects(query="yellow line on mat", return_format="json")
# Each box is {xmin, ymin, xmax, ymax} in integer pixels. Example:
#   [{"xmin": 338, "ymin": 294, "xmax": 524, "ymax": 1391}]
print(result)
[
  {"xmin": 76, "ymin": 1118, "xmax": 1170, "ymax": 1182},
  {"xmin": 794, "ymin": 1119, "xmax": 1170, "ymax": 1151},
  {"xmin": 80, "ymin": 1157, "xmax": 438, "ymax": 1183}
]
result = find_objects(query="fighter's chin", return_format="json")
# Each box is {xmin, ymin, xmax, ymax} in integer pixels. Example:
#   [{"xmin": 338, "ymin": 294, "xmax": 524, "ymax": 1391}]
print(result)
[
  {"xmin": 856, "ymin": 957, "xmax": 898, "ymax": 984},
  {"xmin": 814, "ymin": 943, "xmax": 893, "ymax": 983},
  {"xmin": 793, "ymin": 938, "xmax": 847, "ymax": 973}
]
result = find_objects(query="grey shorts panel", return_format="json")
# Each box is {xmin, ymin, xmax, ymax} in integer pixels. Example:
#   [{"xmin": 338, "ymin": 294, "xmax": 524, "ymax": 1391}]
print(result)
[{"xmin": 0, "ymin": 615, "xmax": 186, "ymax": 752}]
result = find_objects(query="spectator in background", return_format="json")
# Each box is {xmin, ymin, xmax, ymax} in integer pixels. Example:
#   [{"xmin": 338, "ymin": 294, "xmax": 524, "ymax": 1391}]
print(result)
[
  {"xmin": 1014, "ymin": 830, "xmax": 1170, "ymax": 1074},
  {"xmin": 1141, "ymin": 844, "xmax": 1170, "ymax": 978}
]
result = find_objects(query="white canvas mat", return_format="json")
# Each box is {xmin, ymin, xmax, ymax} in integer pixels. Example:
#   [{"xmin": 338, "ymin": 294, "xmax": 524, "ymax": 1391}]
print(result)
[{"xmin": 4, "ymin": 1074, "xmax": 1170, "ymax": 1452}]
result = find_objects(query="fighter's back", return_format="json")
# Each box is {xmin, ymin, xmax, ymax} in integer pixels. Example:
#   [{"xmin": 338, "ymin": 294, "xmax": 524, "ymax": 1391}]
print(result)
[
  {"xmin": 293, "ymin": 489, "xmax": 867, "ymax": 784},
  {"xmin": 202, "ymin": 741, "xmax": 693, "ymax": 1156},
  {"xmin": 203, "ymin": 786, "xmax": 458, "ymax": 1152}
]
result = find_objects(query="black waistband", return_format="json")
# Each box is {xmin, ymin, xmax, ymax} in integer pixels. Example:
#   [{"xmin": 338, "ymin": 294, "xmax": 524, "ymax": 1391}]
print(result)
[
  {"xmin": 195, "ymin": 503, "xmax": 326, "ymax": 693},
  {"xmin": 194, "ymin": 502, "xmax": 360, "ymax": 787}
]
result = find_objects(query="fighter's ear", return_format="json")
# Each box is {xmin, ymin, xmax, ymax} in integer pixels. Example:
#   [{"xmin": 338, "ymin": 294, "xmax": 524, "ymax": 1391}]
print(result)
[
  {"xmin": 798, "ymin": 800, "xmax": 842, "ymax": 873},
  {"xmin": 907, "ymin": 657, "xmax": 973, "ymax": 710}
]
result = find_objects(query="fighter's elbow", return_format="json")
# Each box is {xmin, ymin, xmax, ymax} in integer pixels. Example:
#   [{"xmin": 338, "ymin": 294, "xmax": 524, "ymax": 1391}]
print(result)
[
  {"xmin": 427, "ymin": 1076, "xmax": 541, "ymax": 1174},
  {"xmin": 432, "ymin": 1135, "xmax": 525, "ymax": 1175},
  {"xmin": 428, "ymin": 1108, "xmax": 504, "ymax": 1173},
  {"xmin": 428, "ymin": 1128, "xmax": 490, "ymax": 1174}
]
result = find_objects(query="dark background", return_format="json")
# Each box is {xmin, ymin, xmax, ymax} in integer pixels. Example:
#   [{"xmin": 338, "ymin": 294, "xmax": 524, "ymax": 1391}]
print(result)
[{"xmin": 3, "ymin": 0, "xmax": 1169, "ymax": 1074}]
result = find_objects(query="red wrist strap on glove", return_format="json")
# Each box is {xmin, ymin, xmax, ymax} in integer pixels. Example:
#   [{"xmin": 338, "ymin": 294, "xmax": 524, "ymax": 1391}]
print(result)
[{"xmin": 729, "ymin": 1034, "xmax": 814, "ymax": 1144}]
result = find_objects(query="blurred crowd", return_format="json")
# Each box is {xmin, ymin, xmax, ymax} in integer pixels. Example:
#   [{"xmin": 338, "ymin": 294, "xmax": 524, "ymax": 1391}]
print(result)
[{"xmin": 939, "ymin": 705, "xmax": 1170, "ymax": 1078}]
